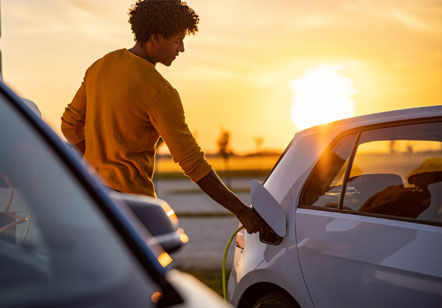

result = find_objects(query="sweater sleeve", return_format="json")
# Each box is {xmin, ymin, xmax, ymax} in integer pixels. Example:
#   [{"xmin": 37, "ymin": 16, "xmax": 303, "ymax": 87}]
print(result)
[
  {"xmin": 61, "ymin": 80, "xmax": 87, "ymax": 145},
  {"xmin": 148, "ymin": 86, "xmax": 212, "ymax": 182}
]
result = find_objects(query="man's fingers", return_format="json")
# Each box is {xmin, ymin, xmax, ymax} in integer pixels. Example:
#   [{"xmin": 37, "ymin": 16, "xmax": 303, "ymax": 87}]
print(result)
[
  {"xmin": 245, "ymin": 221, "xmax": 259, "ymax": 234},
  {"xmin": 245, "ymin": 225, "xmax": 254, "ymax": 234},
  {"xmin": 239, "ymin": 207, "xmax": 270, "ymax": 234},
  {"xmin": 259, "ymin": 225, "xmax": 266, "ymax": 234}
]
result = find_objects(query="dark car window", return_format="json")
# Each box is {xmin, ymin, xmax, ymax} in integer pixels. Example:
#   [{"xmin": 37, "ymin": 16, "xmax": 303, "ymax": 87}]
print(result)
[
  {"xmin": 301, "ymin": 121, "xmax": 442, "ymax": 226},
  {"xmin": 302, "ymin": 133, "xmax": 358, "ymax": 208},
  {"xmin": 343, "ymin": 122, "xmax": 442, "ymax": 224},
  {"xmin": 0, "ymin": 93, "xmax": 157, "ymax": 307}
]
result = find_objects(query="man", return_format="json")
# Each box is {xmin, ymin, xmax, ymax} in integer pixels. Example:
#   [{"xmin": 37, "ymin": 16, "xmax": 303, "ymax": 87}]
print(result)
[{"xmin": 61, "ymin": 0, "xmax": 264, "ymax": 234}]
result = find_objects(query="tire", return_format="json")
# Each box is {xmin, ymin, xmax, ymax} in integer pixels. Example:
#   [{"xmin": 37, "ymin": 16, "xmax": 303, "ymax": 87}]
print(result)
[{"xmin": 251, "ymin": 291, "xmax": 299, "ymax": 308}]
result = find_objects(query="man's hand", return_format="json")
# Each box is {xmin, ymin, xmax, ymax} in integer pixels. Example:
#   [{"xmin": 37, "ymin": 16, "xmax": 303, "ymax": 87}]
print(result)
[{"xmin": 236, "ymin": 206, "xmax": 267, "ymax": 234}]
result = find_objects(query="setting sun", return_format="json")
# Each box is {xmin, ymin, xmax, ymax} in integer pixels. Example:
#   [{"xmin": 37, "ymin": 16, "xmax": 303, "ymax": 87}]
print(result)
[
  {"xmin": 1, "ymin": 0, "xmax": 440, "ymax": 152},
  {"xmin": 290, "ymin": 65, "xmax": 356, "ymax": 130}
]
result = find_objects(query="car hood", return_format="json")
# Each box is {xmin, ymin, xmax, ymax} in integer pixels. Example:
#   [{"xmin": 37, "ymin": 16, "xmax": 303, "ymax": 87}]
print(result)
[{"xmin": 166, "ymin": 269, "xmax": 231, "ymax": 308}]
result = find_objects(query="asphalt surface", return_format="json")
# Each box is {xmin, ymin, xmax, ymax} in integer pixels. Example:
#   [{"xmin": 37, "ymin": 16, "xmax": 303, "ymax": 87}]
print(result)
[{"xmin": 155, "ymin": 178, "xmax": 259, "ymax": 269}]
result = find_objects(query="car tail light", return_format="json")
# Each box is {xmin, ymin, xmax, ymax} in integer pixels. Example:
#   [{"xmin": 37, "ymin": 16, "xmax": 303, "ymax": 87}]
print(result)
[{"xmin": 235, "ymin": 226, "xmax": 245, "ymax": 249}]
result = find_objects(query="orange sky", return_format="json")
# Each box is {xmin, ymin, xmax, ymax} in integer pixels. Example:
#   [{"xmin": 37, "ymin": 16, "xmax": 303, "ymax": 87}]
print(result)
[{"xmin": 2, "ymin": 0, "xmax": 441, "ymax": 153}]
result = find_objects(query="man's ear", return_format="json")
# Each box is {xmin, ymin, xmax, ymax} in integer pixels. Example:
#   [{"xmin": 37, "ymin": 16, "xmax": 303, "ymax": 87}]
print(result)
[{"xmin": 150, "ymin": 34, "xmax": 162, "ymax": 45}]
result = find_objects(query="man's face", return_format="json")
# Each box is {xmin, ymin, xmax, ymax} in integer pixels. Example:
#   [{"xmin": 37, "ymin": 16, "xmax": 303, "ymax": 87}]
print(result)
[{"xmin": 155, "ymin": 31, "xmax": 186, "ymax": 66}]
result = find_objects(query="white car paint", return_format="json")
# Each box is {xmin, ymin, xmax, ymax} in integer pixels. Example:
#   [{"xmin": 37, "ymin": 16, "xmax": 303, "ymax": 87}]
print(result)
[{"xmin": 296, "ymin": 209, "xmax": 441, "ymax": 308}]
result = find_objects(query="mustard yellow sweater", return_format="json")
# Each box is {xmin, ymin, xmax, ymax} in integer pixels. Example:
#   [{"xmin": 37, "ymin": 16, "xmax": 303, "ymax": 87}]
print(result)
[{"xmin": 61, "ymin": 49, "xmax": 211, "ymax": 197}]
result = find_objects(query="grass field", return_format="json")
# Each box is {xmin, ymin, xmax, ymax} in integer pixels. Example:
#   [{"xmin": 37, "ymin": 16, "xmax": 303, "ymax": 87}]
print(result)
[{"xmin": 155, "ymin": 154, "xmax": 281, "ymax": 179}]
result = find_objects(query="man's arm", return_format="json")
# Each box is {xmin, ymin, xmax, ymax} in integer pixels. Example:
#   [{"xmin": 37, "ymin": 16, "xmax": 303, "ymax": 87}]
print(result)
[
  {"xmin": 61, "ymin": 80, "xmax": 87, "ymax": 155},
  {"xmin": 196, "ymin": 170, "xmax": 265, "ymax": 234},
  {"xmin": 148, "ymin": 87, "xmax": 265, "ymax": 233},
  {"xmin": 148, "ymin": 87, "xmax": 212, "ymax": 181}
]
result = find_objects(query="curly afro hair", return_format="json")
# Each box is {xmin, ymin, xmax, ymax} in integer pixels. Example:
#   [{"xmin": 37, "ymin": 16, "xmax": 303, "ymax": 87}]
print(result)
[{"xmin": 128, "ymin": 0, "xmax": 199, "ymax": 43}]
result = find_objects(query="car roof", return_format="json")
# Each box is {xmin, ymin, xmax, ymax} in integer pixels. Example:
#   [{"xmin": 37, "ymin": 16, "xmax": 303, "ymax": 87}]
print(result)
[{"xmin": 298, "ymin": 105, "xmax": 441, "ymax": 137}]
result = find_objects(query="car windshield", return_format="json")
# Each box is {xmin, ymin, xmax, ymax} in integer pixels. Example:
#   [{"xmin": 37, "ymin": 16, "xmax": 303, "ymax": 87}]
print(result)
[{"xmin": 0, "ymin": 92, "xmax": 157, "ymax": 307}]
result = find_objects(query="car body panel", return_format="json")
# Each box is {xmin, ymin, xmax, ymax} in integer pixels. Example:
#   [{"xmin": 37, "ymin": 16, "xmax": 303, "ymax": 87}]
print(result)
[
  {"xmin": 296, "ymin": 208, "xmax": 442, "ymax": 308},
  {"xmin": 229, "ymin": 219, "xmax": 313, "ymax": 307},
  {"xmin": 111, "ymin": 192, "xmax": 188, "ymax": 253},
  {"xmin": 168, "ymin": 270, "xmax": 231, "ymax": 308}
]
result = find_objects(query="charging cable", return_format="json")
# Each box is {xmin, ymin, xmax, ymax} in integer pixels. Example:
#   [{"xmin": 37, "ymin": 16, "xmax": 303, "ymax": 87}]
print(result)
[{"xmin": 222, "ymin": 225, "xmax": 244, "ymax": 301}]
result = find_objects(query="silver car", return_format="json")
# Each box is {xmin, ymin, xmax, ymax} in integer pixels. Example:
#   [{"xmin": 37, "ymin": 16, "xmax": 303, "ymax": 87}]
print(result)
[
  {"xmin": 229, "ymin": 105, "xmax": 442, "ymax": 308},
  {"xmin": 0, "ymin": 81, "xmax": 229, "ymax": 307}
]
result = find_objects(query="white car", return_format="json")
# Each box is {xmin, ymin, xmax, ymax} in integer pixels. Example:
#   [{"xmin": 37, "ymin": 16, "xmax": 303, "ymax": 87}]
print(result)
[{"xmin": 228, "ymin": 105, "xmax": 442, "ymax": 308}]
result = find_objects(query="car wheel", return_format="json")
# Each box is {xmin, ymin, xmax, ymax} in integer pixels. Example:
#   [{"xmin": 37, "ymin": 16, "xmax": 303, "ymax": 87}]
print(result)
[{"xmin": 251, "ymin": 291, "xmax": 299, "ymax": 308}]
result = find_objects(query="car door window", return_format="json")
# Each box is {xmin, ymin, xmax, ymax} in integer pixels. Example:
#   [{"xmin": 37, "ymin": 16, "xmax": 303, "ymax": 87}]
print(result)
[
  {"xmin": 343, "ymin": 122, "xmax": 442, "ymax": 224},
  {"xmin": 302, "ymin": 133, "xmax": 357, "ymax": 208},
  {"xmin": 0, "ymin": 93, "xmax": 158, "ymax": 307}
]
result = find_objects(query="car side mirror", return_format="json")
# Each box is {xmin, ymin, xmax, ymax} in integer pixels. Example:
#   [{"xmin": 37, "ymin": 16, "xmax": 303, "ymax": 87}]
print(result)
[
  {"xmin": 110, "ymin": 192, "xmax": 188, "ymax": 254},
  {"xmin": 251, "ymin": 180, "xmax": 286, "ymax": 244}
]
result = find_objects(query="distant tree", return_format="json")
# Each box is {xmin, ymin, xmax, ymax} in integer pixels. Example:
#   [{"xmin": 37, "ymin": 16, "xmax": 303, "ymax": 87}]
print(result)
[
  {"xmin": 217, "ymin": 128, "xmax": 232, "ymax": 188},
  {"xmin": 254, "ymin": 136, "xmax": 265, "ymax": 170},
  {"xmin": 389, "ymin": 140, "xmax": 396, "ymax": 154},
  {"xmin": 254, "ymin": 136, "xmax": 264, "ymax": 154}
]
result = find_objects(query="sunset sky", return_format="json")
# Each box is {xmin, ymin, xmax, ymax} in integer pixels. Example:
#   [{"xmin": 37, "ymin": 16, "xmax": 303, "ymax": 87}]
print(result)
[{"xmin": 2, "ymin": 0, "xmax": 441, "ymax": 153}]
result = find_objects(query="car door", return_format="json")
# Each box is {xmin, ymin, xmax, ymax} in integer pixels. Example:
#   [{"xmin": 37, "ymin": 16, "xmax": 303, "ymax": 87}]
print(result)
[{"xmin": 295, "ymin": 120, "xmax": 442, "ymax": 308}]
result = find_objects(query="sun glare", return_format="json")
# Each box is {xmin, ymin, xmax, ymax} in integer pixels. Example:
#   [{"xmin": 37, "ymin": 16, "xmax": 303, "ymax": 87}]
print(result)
[{"xmin": 290, "ymin": 65, "xmax": 356, "ymax": 130}]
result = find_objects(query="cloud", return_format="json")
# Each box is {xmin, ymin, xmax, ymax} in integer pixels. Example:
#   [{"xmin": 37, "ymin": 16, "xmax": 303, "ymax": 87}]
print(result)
[
  {"xmin": 3, "ymin": 0, "xmax": 129, "ymax": 43},
  {"xmin": 391, "ymin": 10, "xmax": 434, "ymax": 33},
  {"xmin": 342, "ymin": 0, "xmax": 440, "ymax": 34},
  {"xmin": 66, "ymin": 0, "xmax": 102, "ymax": 15}
]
